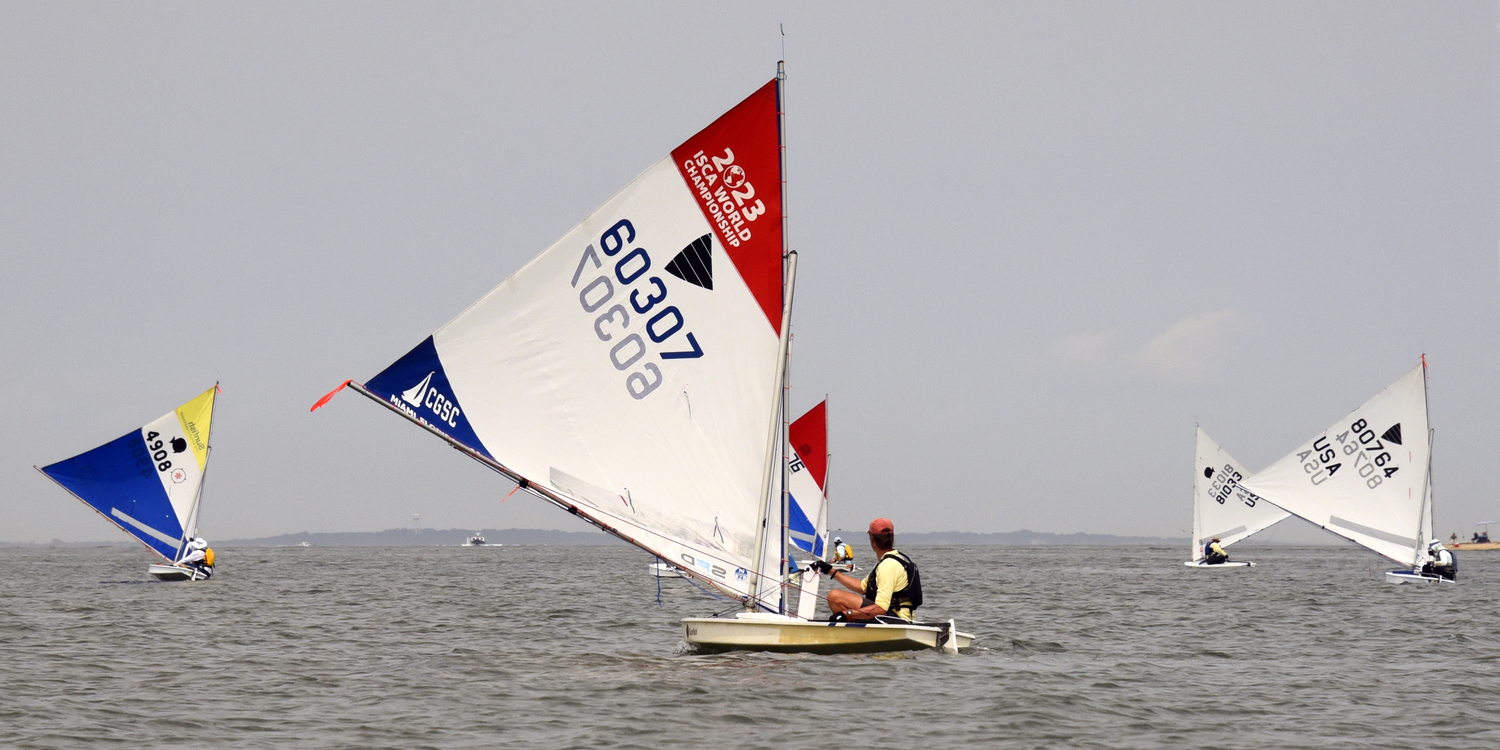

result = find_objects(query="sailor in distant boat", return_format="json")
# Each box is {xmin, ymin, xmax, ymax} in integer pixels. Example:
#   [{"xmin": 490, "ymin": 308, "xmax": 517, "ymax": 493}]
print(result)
[
  {"xmin": 831, "ymin": 537, "xmax": 854, "ymax": 565},
  {"xmin": 1421, "ymin": 540, "xmax": 1456, "ymax": 581},
  {"xmin": 177, "ymin": 537, "xmax": 215, "ymax": 579},
  {"xmin": 1203, "ymin": 537, "xmax": 1229, "ymax": 565},
  {"xmin": 812, "ymin": 518, "xmax": 921, "ymax": 622}
]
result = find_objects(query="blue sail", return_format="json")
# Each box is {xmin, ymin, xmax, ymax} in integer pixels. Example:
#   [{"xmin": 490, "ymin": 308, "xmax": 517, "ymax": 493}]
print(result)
[
  {"xmin": 40, "ymin": 432, "xmax": 185, "ymax": 560},
  {"xmin": 787, "ymin": 491, "xmax": 822, "ymax": 557},
  {"xmin": 38, "ymin": 386, "xmax": 219, "ymax": 564},
  {"xmin": 364, "ymin": 336, "xmax": 493, "ymax": 460}
]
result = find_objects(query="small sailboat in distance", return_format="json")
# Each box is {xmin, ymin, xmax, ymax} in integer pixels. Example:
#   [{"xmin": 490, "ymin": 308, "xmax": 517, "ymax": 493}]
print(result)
[
  {"xmin": 1184, "ymin": 427, "xmax": 1289, "ymax": 568},
  {"xmin": 313, "ymin": 64, "xmax": 969, "ymax": 653},
  {"xmin": 36, "ymin": 385, "xmax": 220, "ymax": 581},
  {"xmin": 1234, "ymin": 360, "xmax": 1449, "ymax": 584}
]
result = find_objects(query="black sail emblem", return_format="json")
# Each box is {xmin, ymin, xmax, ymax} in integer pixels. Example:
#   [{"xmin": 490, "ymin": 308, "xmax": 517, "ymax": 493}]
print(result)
[
  {"xmin": 665, "ymin": 234, "xmax": 713, "ymax": 290},
  {"xmin": 1381, "ymin": 423, "xmax": 1403, "ymax": 445}
]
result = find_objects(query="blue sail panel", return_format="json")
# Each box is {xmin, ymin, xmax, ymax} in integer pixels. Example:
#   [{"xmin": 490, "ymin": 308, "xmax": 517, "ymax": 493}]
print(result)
[
  {"xmin": 40, "ymin": 432, "xmax": 184, "ymax": 560},
  {"xmin": 787, "ymin": 492, "xmax": 817, "ymax": 554},
  {"xmin": 365, "ymin": 336, "xmax": 493, "ymax": 460}
]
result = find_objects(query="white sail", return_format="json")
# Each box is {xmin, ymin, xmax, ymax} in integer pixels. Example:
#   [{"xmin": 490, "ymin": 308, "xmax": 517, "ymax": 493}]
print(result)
[
  {"xmin": 324, "ymin": 80, "xmax": 789, "ymax": 603},
  {"xmin": 1238, "ymin": 363, "xmax": 1431, "ymax": 566},
  {"xmin": 1191, "ymin": 427, "xmax": 1290, "ymax": 561}
]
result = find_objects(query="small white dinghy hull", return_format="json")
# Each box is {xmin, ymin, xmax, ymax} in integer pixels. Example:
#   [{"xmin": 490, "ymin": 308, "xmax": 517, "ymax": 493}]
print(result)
[
  {"xmin": 649, "ymin": 562, "xmax": 684, "ymax": 578},
  {"xmin": 1384, "ymin": 570, "xmax": 1455, "ymax": 585},
  {"xmin": 682, "ymin": 612, "xmax": 973, "ymax": 654},
  {"xmin": 147, "ymin": 564, "xmax": 208, "ymax": 581},
  {"xmin": 1183, "ymin": 560, "xmax": 1255, "ymax": 568}
]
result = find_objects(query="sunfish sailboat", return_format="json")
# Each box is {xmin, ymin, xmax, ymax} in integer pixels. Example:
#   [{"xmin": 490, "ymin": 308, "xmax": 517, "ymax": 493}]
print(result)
[
  {"xmin": 1184, "ymin": 426, "xmax": 1290, "ymax": 568},
  {"xmin": 680, "ymin": 397, "xmax": 967, "ymax": 654},
  {"xmin": 1235, "ymin": 361, "xmax": 1448, "ymax": 584},
  {"xmin": 36, "ymin": 386, "xmax": 220, "ymax": 581},
  {"xmin": 313, "ymin": 64, "xmax": 969, "ymax": 652}
]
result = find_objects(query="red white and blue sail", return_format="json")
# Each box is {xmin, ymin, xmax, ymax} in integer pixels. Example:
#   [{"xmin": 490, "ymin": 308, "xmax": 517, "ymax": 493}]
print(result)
[
  {"xmin": 37, "ymin": 386, "xmax": 218, "ymax": 562},
  {"xmin": 322, "ymin": 80, "xmax": 787, "ymax": 601},
  {"xmin": 787, "ymin": 400, "xmax": 829, "ymax": 618}
]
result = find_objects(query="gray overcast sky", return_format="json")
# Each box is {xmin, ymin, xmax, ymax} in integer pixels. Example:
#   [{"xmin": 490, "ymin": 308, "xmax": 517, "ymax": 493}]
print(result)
[{"xmin": 3, "ymin": 2, "xmax": 1496, "ymax": 543}]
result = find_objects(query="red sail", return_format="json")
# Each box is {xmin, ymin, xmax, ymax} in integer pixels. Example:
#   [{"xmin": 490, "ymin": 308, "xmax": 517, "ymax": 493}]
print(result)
[
  {"xmin": 789, "ymin": 400, "xmax": 828, "ymax": 492},
  {"xmin": 671, "ymin": 79, "xmax": 784, "ymax": 333}
]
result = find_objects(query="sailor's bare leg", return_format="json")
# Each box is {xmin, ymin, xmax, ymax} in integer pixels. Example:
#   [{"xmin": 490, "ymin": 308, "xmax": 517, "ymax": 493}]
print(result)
[{"xmin": 827, "ymin": 588, "xmax": 863, "ymax": 615}]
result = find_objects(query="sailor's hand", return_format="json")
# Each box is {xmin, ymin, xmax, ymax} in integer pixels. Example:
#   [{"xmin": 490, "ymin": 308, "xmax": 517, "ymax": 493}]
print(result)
[{"xmin": 810, "ymin": 559, "xmax": 834, "ymax": 575}]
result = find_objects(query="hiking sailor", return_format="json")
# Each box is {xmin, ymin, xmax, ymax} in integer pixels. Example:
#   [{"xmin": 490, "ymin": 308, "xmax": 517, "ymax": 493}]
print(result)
[
  {"xmin": 1421, "ymin": 539, "xmax": 1456, "ymax": 581},
  {"xmin": 1203, "ymin": 537, "xmax": 1229, "ymax": 565},
  {"xmin": 811, "ymin": 518, "xmax": 921, "ymax": 622},
  {"xmin": 177, "ymin": 537, "xmax": 215, "ymax": 579}
]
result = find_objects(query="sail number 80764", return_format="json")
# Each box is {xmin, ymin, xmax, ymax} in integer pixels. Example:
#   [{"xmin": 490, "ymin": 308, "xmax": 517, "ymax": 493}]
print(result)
[{"xmin": 572, "ymin": 219, "xmax": 704, "ymax": 400}]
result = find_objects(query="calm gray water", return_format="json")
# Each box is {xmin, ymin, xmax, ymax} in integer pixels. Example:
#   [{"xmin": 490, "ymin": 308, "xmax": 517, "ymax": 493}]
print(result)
[{"xmin": 2, "ymin": 544, "xmax": 1496, "ymax": 749}]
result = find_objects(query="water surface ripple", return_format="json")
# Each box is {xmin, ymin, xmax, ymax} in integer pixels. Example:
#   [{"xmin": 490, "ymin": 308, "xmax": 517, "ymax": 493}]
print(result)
[{"xmin": 2, "ymin": 545, "xmax": 1495, "ymax": 748}]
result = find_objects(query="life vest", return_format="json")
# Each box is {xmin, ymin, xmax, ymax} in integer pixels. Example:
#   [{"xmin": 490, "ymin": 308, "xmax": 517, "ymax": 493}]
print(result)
[
  {"xmin": 862, "ymin": 550, "xmax": 922, "ymax": 620},
  {"xmin": 202, "ymin": 548, "xmax": 215, "ymax": 567},
  {"xmin": 1437, "ymin": 549, "xmax": 1455, "ymax": 579}
]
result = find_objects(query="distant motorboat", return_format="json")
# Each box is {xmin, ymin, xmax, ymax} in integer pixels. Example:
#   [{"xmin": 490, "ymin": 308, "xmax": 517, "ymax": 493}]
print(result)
[{"xmin": 461, "ymin": 533, "xmax": 494, "ymax": 547}]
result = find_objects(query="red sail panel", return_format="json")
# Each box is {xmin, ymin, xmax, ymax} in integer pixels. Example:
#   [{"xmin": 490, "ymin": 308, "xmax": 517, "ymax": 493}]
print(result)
[
  {"xmin": 671, "ymin": 79, "xmax": 784, "ymax": 334},
  {"xmin": 789, "ymin": 400, "xmax": 828, "ymax": 492}
]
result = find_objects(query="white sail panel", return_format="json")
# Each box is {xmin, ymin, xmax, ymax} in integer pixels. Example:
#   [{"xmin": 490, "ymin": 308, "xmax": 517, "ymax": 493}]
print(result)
[
  {"xmin": 1239, "ymin": 364, "xmax": 1430, "ymax": 566},
  {"xmin": 438, "ymin": 158, "xmax": 776, "ymax": 596},
  {"xmin": 351, "ymin": 81, "xmax": 787, "ymax": 601},
  {"xmin": 1191, "ymin": 427, "xmax": 1289, "ymax": 561}
]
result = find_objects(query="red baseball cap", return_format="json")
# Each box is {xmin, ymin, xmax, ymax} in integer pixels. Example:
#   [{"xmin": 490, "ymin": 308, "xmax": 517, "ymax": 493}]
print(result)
[{"xmin": 868, "ymin": 518, "xmax": 894, "ymax": 535}]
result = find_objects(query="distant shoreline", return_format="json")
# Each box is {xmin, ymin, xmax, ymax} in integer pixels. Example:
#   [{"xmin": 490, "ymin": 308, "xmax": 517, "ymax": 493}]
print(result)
[{"xmin": 3, "ymin": 527, "xmax": 1345, "ymax": 548}]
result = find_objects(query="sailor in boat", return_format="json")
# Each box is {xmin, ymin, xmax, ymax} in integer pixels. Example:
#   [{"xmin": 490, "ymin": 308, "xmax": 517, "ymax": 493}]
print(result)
[
  {"xmin": 831, "ymin": 537, "xmax": 855, "ymax": 566},
  {"xmin": 1203, "ymin": 537, "xmax": 1229, "ymax": 565},
  {"xmin": 177, "ymin": 537, "xmax": 215, "ymax": 579},
  {"xmin": 811, "ymin": 518, "xmax": 921, "ymax": 623},
  {"xmin": 1421, "ymin": 539, "xmax": 1456, "ymax": 581}
]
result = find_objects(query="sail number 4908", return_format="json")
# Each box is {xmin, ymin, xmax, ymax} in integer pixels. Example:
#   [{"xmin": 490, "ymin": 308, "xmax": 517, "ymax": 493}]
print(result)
[{"xmin": 572, "ymin": 219, "xmax": 703, "ymax": 400}]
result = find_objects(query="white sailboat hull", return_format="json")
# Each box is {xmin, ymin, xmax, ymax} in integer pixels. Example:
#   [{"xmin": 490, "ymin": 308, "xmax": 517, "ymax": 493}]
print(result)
[
  {"xmin": 147, "ymin": 564, "xmax": 209, "ymax": 581},
  {"xmin": 650, "ymin": 562, "xmax": 684, "ymax": 578},
  {"xmin": 682, "ymin": 612, "xmax": 973, "ymax": 654},
  {"xmin": 1183, "ymin": 560, "xmax": 1255, "ymax": 568},
  {"xmin": 1384, "ymin": 570, "xmax": 1455, "ymax": 584}
]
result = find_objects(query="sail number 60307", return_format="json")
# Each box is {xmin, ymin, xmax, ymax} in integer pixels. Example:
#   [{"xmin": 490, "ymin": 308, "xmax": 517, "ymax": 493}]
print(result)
[{"xmin": 572, "ymin": 219, "xmax": 704, "ymax": 400}]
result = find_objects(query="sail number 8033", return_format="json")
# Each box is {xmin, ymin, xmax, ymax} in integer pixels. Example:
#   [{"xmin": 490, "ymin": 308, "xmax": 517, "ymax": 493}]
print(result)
[{"xmin": 572, "ymin": 219, "xmax": 704, "ymax": 400}]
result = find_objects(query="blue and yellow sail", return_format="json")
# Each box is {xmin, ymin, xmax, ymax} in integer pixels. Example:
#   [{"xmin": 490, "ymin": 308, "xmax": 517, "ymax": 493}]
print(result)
[{"xmin": 37, "ymin": 386, "xmax": 218, "ymax": 561}]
